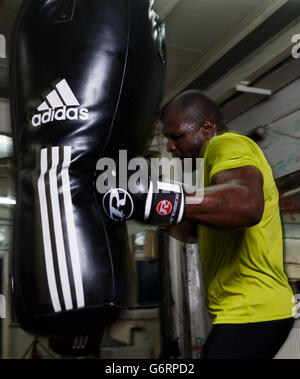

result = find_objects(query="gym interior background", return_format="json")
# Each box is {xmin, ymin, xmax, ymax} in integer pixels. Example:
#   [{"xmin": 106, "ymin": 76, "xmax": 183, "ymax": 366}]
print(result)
[{"xmin": 1, "ymin": 0, "xmax": 300, "ymax": 359}]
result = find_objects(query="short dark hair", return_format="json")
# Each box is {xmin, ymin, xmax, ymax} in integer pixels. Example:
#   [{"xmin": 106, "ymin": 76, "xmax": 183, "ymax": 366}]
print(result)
[{"xmin": 161, "ymin": 89, "xmax": 223, "ymax": 129}]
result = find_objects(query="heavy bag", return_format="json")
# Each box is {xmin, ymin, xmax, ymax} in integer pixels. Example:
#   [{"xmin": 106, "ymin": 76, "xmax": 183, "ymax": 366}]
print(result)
[{"xmin": 10, "ymin": 0, "xmax": 166, "ymax": 337}]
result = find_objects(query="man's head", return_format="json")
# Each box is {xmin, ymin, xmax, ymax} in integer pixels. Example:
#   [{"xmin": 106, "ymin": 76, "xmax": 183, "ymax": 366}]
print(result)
[{"xmin": 162, "ymin": 90, "xmax": 227, "ymax": 161}]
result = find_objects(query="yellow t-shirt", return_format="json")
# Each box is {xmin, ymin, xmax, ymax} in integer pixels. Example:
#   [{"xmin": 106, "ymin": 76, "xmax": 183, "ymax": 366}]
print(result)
[{"xmin": 198, "ymin": 132, "xmax": 295, "ymax": 324}]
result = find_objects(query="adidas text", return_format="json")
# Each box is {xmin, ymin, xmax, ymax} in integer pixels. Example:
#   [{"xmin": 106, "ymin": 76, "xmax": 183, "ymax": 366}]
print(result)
[
  {"xmin": 32, "ymin": 79, "xmax": 89, "ymax": 127},
  {"xmin": 32, "ymin": 106, "xmax": 89, "ymax": 127}
]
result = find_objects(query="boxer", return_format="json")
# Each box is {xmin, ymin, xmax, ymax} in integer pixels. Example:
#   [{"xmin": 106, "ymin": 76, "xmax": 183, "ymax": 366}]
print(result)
[{"xmin": 161, "ymin": 90, "xmax": 295, "ymax": 359}]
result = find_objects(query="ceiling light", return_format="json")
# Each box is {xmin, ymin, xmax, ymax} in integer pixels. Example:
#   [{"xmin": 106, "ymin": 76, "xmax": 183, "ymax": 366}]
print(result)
[
  {"xmin": 236, "ymin": 84, "xmax": 272, "ymax": 96},
  {"xmin": 0, "ymin": 197, "xmax": 16, "ymax": 205}
]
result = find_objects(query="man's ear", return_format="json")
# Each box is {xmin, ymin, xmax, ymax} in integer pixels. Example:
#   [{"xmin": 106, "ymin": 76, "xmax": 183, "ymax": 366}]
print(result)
[{"xmin": 200, "ymin": 119, "xmax": 217, "ymax": 140}]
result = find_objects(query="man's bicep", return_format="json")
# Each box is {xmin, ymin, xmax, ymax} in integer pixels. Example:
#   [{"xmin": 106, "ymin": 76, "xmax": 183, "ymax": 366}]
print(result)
[
  {"xmin": 211, "ymin": 165, "xmax": 265, "ymax": 225},
  {"xmin": 211, "ymin": 165, "xmax": 264, "ymax": 190}
]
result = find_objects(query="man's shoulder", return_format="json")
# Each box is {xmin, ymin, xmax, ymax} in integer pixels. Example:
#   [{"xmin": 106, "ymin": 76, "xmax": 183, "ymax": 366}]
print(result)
[
  {"xmin": 205, "ymin": 132, "xmax": 255, "ymax": 154},
  {"xmin": 213, "ymin": 131, "xmax": 252, "ymax": 143}
]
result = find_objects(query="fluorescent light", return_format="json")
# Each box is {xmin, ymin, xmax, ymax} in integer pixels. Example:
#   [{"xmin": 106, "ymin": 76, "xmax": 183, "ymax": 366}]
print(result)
[
  {"xmin": 0, "ymin": 135, "xmax": 13, "ymax": 158},
  {"xmin": 236, "ymin": 84, "xmax": 273, "ymax": 96},
  {"xmin": 0, "ymin": 197, "xmax": 16, "ymax": 205}
]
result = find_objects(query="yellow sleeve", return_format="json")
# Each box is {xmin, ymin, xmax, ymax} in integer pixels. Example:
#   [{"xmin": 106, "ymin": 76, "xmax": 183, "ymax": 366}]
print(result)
[{"xmin": 205, "ymin": 134, "xmax": 262, "ymax": 183}]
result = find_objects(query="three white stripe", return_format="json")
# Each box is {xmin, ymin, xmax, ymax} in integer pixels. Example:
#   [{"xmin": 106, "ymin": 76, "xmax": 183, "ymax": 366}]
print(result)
[
  {"xmin": 38, "ymin": 146, "xmax": 85, "ymax": 312},
  {"xmin": 37, "ymin": 79, "xmax": 80, "ymax": 111}
]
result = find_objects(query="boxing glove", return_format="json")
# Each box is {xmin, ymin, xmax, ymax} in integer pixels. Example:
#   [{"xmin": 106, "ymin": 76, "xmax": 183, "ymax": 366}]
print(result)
[{"xmin": 98, "ymin": 170, "xmax": 185, "ymax": 225}]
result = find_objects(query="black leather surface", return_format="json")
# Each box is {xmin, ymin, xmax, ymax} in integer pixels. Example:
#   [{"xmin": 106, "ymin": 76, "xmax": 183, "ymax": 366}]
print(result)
[{"xmin": 10, "ymin": 0, "xmax": 166, "ymax": 338}]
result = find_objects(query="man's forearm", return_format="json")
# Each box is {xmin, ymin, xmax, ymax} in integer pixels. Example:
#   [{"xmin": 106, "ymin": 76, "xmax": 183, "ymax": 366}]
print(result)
[{"xmin": 184, "ymin": 182, "xmax": 263, "ymax": 229}]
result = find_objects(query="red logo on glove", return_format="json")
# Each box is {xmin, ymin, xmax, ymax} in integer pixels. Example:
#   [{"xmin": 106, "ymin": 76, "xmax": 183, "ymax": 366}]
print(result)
[{"xmin": 156, "ymin": 200, "xmax": 173, "ymax": 216}]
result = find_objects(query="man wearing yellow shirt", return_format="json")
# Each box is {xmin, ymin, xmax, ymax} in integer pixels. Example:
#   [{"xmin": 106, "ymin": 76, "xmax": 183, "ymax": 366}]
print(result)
[{"xmin": 162, "ymin": 90, "xmax": 295, "ymax": 359}]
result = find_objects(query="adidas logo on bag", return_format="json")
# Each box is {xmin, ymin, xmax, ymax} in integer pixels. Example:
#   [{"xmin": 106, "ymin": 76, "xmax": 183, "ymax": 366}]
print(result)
[{"xmin": 32, "ymin": 79, "xmax": 89, "ymax": 127}]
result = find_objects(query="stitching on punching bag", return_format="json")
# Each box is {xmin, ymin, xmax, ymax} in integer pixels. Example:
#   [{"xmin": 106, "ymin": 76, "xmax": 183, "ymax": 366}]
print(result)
[{"xmin": 99, "ymin": 0, "xmax": 131, "ymax": 157}]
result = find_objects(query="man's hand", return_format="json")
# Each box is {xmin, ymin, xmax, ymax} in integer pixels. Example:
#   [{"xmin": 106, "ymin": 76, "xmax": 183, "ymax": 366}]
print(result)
[{"xmin": 164, "ymin": 220, "xmax": 198, "ymax": 243}]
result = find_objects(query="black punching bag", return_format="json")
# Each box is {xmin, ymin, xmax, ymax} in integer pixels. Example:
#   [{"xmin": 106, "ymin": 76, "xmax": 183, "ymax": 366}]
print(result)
[{"xmin": 10, "ymin": 0, "xmax": 166, "ymax": 342}]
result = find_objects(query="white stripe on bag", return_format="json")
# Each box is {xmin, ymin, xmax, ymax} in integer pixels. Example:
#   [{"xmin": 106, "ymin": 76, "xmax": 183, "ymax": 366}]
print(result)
[
  {"xmin": 49, "ymin": 146, "xmax": 73, "ymax": 311},
  {"xmin": 38, "ymin": 146, "xmax": 85, "ymax": 312},
  {"xmin": 61, "ymin": 146, "xmax": 85, "ymax": 308},
  {"xmin": 38, "ymin": 149, "xmax": 62, "ymax": 313}
]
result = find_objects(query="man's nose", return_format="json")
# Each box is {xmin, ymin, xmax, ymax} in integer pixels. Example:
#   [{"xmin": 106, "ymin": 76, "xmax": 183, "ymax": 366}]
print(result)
[{"xmin": 166, "ymin": 138, "xmax": 176, "ymax": 153}]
